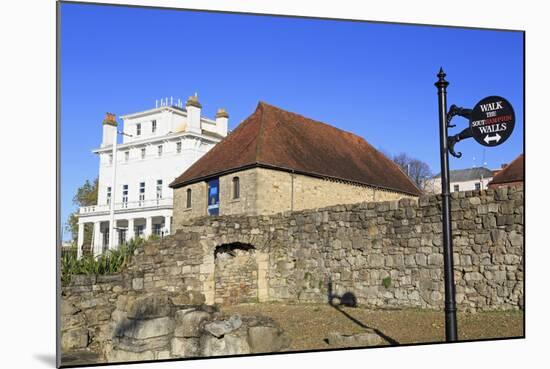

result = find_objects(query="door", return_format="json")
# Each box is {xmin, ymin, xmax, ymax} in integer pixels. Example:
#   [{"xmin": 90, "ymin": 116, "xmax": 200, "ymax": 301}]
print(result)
[{"xmin": 207, "ymin": 178, "xmax": 220, "ymax": 216}]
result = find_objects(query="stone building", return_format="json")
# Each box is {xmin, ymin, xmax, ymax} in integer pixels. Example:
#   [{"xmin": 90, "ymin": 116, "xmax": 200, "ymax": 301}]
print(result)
[
  {"xmin": 169, "ymin": 102, "xmax": 421, "ymax": 225},
  {"xmin": 489, "ymin": 153, "xmax": 524, "ymax": 188}
]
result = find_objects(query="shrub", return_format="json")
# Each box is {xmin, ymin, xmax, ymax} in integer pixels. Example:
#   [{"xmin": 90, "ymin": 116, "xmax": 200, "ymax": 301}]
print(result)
[
  {"xmin": 382, "ymin": 276, "xmax": 392, "ymax": 289},
  {"xmin": 61, "ymin": 237, "xmax": 145, "ymax": 285}
]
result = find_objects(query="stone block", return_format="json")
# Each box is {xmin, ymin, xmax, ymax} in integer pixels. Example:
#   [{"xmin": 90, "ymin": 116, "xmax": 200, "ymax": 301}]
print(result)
[
  {"xmin": 174, "ymin": 310, "xmax": 211, "ymax": 338},
  {"xmin": 170, "ymin": 291, "xmax": 206, "ymax": 307},
  {"xmin": 204, "ymin": 315, "xmax": 242, "ymax": 338},
  {"xmin": 61, "ymin": 300, "xmax": 79, "ymax": 316},
  {"xmin": 171, "ymin": 337, "xmax": 200, "ymax": 357},
  {"xmin": 61, "ymin": 327, "xmax": 89, "ymax": 351},
  {"xmin": 427, "ymin": 254, "xmax": 443, "ymax": 266},
  {"xmin": 121, "ymin": 317, "xmax": 175, "ymax": 340},
  {"xmin": 126, "ymin": 294, "xmax": 172, "ymax": 319},
  {"xmin": 132, "ymin": 278, "xmax": 144, "ymax": 291},
  {"xmin": 326, "ymin": 330, "xmax": 384, "ymax": 347},
  {"xmin": 200, "ymin": 331, "xmax": 251, "ymax": 356}
]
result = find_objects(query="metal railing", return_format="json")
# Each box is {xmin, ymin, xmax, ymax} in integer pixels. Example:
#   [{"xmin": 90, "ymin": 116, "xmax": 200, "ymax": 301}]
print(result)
[{"xmin": 79, "ymin": 197, "xmax": 173, "ymax": 214}]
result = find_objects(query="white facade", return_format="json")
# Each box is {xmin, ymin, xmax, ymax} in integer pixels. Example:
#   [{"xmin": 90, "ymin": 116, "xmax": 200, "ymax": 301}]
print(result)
[
  {"xmin": 423, "ymin": 167, "xmax": 494, "ymax": 194},
  {"xmin": 77, "ymin": 96, "xmax": 228, "ymax": 257}
]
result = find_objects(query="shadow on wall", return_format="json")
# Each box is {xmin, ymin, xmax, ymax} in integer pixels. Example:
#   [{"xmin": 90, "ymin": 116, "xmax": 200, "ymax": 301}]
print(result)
[
  {"xmin": 327, "ymin": 277, "xmax": 399, "ymax": 345},
  {"xmin": 214, "ymin": 242, "xmax": 255, "ymax": 260}
]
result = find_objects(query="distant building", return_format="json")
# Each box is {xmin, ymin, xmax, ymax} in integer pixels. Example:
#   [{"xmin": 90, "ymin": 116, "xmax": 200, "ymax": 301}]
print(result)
[
  {"xmin": 488, "ymin": 154, "xmax": 524, "ymax": 189},
  {"xmin": 77, "ymin": 95, "xmax": 228, "ymax": 256},
  {"xmin": 169, "ymin": 102, "xmax": 421, "ymax": 226},
  {"xmin": 424, "ymin": 167, "xmax": 495, "ymax": 194}
]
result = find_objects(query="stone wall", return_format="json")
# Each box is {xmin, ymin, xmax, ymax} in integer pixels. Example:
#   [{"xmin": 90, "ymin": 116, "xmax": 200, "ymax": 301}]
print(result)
[
  {"xmin": 176, "ymin": 186, "xmax": 523, "ymax": 311},
  {"xmin": 173, "ymin": 167, "xmax": 413, "ymax": 224},
  {"xmin": 62, "ymin": 186, "xmax": 523, "ymax": 362},
  {"xmin": 61, "ymin": 269, "xmax": 289, "ymax": 363}
]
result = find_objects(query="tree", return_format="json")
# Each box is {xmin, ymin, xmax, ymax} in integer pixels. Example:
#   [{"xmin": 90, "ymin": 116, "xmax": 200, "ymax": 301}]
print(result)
[
  {"xmin": 392, "ymin": 153, "xmax": 433, "ymax": 191},
  {"xmin": 65, "ymin": 178, "xmax": 98, "ymax": 246}
]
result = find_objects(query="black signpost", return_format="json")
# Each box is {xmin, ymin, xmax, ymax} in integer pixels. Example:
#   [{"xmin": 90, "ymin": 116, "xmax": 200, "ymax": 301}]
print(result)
[{"xmin": 434, "ymin": 68, "xmax": 514, "ymax": 342}]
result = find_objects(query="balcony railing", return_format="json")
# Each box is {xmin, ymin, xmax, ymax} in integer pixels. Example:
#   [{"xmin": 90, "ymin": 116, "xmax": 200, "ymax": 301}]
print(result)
[{"xmin": 79, "ymin": 197, "xmax": 173, "ymax": 215}]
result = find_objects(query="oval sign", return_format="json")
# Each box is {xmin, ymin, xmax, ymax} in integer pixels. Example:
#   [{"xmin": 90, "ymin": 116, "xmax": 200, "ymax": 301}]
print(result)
[{"xmin": 469, "ymin": 96, "xmax": 515, "ymax": 147}]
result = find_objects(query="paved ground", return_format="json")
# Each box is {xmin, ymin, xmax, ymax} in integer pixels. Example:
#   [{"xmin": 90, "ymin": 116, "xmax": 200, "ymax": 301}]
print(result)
[{"xmin": 223, "ymin": 303, "xmax": 524, "ymax": 351}]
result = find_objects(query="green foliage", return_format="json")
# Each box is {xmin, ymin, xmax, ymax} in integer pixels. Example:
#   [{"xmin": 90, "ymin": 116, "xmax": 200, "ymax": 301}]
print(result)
[
  {"xmin": 382, "ymin": 276, "xmax": 392, "ymax": 289},
  {"xmin": 61, "ymin": 237, "xmax": 144, "ymax": 286},
  {"xmin": 66, "ymin": 177, "xmax": 99, "ymax": 243}
]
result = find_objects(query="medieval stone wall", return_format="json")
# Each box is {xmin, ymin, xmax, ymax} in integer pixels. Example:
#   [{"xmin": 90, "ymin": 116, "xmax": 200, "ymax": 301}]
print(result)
[
  {"xmin": 61, "ymin": 186, "xmax": 523, "ymax": 362},
  {"xmin": 177, "ymin": 186, "xmax": 523, "ymax": 311}
]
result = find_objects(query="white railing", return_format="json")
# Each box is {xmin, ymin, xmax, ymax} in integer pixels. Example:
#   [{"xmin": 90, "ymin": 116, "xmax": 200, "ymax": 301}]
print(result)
[{"xmin": 79, "ymin": 197, "xmax": 173, "ymax": 214}]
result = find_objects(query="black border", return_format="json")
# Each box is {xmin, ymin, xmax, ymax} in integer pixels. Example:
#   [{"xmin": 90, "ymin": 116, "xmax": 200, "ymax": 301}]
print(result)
[{"xmin": 56, "ymin": 1, "xmax": 526, "ymax": 368}]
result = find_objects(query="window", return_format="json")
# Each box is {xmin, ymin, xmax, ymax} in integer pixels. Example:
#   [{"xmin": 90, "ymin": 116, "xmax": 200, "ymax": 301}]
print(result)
[
  {"xmin": 176, "ymin": 142, "xmax": 182, "ymax": 153},
  {"xmin": 139, "ymin": 182, "xmax": 145, "ymax": 204},
  {"xmin": 124, "ymin": 151, "xmax": 129, "ymax": 162},
  {"xmin": 156, "ymin": 179, "xmax": 163, "ymax": 199},
  {"xmin": 106, "ymin": 187, "xmax": 112, "ymax": 205},
  {"xmin": 141, "ymin": 147, "xmax": 146, "ymax": 159},
  {"xmin": 475, "ymin": 182, "xmax": 481, "ymax": 191},
  {"xmin": 152, "ymin": 120, "xmax": 157, "ymax": 133},
  {"xmin": 453, "ymin": 184, "xmax": 460, "ymax": 192},
  {"xmin": 118, "ymin": 229, "xmax": 126, "ymax": 246},
  {"xmin": 122, "ymin": 185, "xmax": 128, "ymax": 208},
  {"xmin": 158, "ymin": 145, "xmax": 163, "ymax": 157},
  {"xmin": 186, "ymin": 188, "xmax": 192, "ymax": 208},
  {"xmin": 232, "ymin": 176, "xmax": 240, "ymax": 199},
  {"xmin": 136, "ymin": 123, "xmax": 141, "ymax": 136},
  {"xmin": 108, "ymin": 153, "xmax": 113, "ymax": 164},
  {"xmin": 135, "ymin": 225, "xmax": 144, "ymax": 238},
  {"xmin": 153, "ymin": 223, "xmax": 162, "ymax": 236}
]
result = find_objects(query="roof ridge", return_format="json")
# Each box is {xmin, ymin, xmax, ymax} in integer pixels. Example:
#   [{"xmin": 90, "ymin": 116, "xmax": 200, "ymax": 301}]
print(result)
[{"xmin": 259, "ymin": 101, "xmax": 371, "ymax": 143}]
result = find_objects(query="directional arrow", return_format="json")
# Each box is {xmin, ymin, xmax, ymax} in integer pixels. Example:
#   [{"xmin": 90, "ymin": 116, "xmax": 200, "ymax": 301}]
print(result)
[{"xmin": 484, "ymin": 133, "xmax": 501, "ymax": 144}]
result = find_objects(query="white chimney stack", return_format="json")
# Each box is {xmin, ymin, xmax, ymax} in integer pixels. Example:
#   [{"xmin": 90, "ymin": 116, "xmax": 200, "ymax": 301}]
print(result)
[
  {"xmin": 215, "ymin": 108, "xmax": 229, "ymax": 137},
  {"xmin": 101, "ymin": 112, "xmax": 117, "ymax": 147},
  {"xmin": 186, "ymin": 93, "xmax": 202, "ymax": 134}
]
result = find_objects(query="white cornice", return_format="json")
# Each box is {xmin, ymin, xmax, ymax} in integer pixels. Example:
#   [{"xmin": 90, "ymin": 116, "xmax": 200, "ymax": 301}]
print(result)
[
  {"xmin": 119, "ymin": 106, "xmax": 187, "ymax": 120},
  {"xmin": 92, "ymin": 130, "xmax": 222, "ymax": 153}
]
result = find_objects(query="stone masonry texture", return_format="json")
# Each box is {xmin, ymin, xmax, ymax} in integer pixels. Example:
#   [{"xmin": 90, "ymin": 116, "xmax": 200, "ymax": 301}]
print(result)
[
  {"xmin": 61, "ymin": 186, "xmax": 523, "ymax": 361},
  {"xmin": 173, "ymin": 167, "xmax": 412, "ymax": 225}
]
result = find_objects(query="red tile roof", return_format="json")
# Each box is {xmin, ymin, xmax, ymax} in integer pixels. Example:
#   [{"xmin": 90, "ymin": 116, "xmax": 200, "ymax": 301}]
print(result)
[
  {"xmin": 489, "ymin": 154, "xmax": 524, "ymax": 186},
  {"xmin": 170, "ymin": 102, "xmax": 422, "ymax": 196}
]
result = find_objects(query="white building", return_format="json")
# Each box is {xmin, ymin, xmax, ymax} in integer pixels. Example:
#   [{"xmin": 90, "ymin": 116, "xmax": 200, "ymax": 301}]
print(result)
[
  {"xmin": 424, "ymin": 167, "xmax": 495, "ymax": 194},
  {"xmin": 77, "ymin": 95, "xmax": 228, "ymax": 257}
]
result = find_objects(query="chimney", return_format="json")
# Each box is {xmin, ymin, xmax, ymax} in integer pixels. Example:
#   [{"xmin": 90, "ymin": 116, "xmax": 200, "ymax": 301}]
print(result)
[
  {"xmin": 215, "ymin": 108, "xmax": 229, "ymax": 137},
  {"xmin": 186, "ymin": 93, "xmax": 202, "ymax": 134},
  {"xmin": 501, "ymin": 163, "xmax": 508, "ymax": 169},
  {"xmin": 101, "ymin": 112, "xmax": 117, "ymax": 147}
]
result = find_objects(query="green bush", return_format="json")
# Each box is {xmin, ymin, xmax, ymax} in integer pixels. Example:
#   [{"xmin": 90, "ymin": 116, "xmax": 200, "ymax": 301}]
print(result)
[
  {"xmin": 61, "ymin": 237, "xmax": 145, "ymax": 285},
  {"xmin": 382, "ymin": 276, "xmax": 392, "ymax": 289}
]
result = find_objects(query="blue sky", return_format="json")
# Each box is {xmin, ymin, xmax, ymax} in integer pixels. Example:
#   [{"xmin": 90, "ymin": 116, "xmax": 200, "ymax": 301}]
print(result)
[{"xmin": 60, "ymin": 3, "xmax": 524, "ymax": 240}]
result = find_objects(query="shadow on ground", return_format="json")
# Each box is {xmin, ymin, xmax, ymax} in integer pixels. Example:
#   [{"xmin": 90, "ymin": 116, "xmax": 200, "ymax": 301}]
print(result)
[{"xmin": 327, "ymin": 278, "xmax": 400, "ymax": 345}]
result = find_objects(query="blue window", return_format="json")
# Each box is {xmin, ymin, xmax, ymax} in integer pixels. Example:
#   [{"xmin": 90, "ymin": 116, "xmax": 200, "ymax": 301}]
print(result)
[{"xmin": 207, "ymin": 178, "xmax": 220, "ymax": 216}]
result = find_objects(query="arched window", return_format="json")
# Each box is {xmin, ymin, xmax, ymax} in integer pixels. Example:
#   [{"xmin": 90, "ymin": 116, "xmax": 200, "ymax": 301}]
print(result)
[
  {"xmin": 232, "ymin": 176, "xmax": 240, "ymax": 199},
  {"xmin": 186, "ymin": 188, "xmax": 192, "ymax": 208}
]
